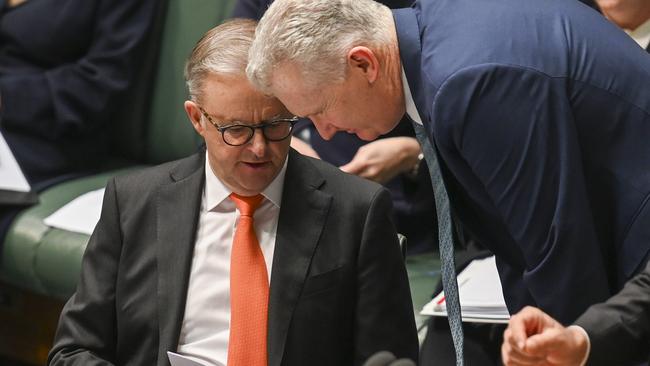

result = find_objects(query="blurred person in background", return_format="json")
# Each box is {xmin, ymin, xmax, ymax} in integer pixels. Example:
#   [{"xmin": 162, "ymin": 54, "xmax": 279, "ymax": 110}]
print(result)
[
  {"xmin": 502, "ymin": 261, "xmax": 650, "ymax": 366},
  {"xmin": 0, "ymin": 0, "xmax": 158, "ymax": 246}
]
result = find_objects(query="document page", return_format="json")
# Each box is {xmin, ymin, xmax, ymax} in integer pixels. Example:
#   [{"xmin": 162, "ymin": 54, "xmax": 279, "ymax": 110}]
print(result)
[
  {"xmin": 0, "ymin": 131, "xmax": 30, "ymax": 192},
  {"xmin": 168, "ymin": 351, "xmax": 224, "ymax": 366},
  {"xmin": 421, "ymin": 255, "xmax": 510, "ymax": 323},
  {"xmin": 44, "ymin": 189, "xmax": 105, "ymax": 235}
]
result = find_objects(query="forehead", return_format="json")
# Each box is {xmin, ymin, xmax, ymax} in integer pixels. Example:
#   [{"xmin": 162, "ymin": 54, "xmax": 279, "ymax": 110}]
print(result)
[
  {"xmin": 268, "ymin": 62, "xmax": 331, "ymax": 116},
  {"xmin": 201, "ymin": 73, "xmax": 288, "ymax": 122}
]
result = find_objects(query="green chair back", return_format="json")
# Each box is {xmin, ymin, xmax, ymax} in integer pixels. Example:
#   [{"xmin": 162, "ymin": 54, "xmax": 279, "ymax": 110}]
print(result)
[{"xmin": 145, "ymin": 0, "xmax": 236, "ymax": 163}]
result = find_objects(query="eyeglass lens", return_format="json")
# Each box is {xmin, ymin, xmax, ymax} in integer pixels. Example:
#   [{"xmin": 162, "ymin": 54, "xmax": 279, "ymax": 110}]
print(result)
[{"xmin": 223, "ymin": 121, "xmax": 293, "ymax": 145}]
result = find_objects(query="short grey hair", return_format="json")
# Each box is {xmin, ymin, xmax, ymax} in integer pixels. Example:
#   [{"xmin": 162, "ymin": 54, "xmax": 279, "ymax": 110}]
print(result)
[
  {"xmin": 185, "ymin": 18, "xmax": 257, "ymax": 102},
  {"xmin": 247, "ymin": 0, "xmax": 393, "ymax": 93}
]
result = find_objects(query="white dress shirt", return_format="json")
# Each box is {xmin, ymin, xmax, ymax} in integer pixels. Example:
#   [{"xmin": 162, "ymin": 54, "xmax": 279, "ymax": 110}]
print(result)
[
  {"xmin": 176, "ymin": 153, "xmax": 288, "ymax": 366},
  {"xmin": 402, "ymin": 68, "xmax": 423, "ymax": 125},
  {"xmin": 626, "ymin": 17, "xmax": 650, "ymax": 50}
]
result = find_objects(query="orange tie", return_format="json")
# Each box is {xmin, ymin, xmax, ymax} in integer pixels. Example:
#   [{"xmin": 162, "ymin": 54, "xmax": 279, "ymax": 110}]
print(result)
[{"xmin": 227, "ymin": 193, "xmax": 268, "ymax": 366}]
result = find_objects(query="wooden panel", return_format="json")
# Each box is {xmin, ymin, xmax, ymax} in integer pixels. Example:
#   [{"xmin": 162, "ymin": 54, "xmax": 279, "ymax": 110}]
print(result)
[{"xmin": 0, "ymin": 282, "xmax": 64, "ymax": 366}]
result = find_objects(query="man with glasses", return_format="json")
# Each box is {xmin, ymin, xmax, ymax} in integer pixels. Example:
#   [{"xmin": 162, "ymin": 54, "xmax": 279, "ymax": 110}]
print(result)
[{"xmin": 48, "ymin": 19, "xmax": 418, "ymax": 366}]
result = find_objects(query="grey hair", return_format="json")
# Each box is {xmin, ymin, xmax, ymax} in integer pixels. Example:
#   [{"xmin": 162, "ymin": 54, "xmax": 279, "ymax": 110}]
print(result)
[
  {"xmin": 185, "ymin": 18, "xmax": 257, "ymax": 102},
  {"xmin": 246, "ymin": 0, "xmax": 394, "ymax": 94}
]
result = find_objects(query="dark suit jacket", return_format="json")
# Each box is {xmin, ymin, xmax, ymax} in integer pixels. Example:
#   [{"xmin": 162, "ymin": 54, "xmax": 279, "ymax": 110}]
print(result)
[
  {"xmin": 575, "ymin": 261, "xmax": 650, "ymax": 365},
  {"xmin": 48, "ymin": 149, "xmax": 418, "ymax": 366},
  {"xmin": 395, "ymin": 0, "xmax": 650, "ymax": 324},
  {"xmin": 0, "ymin": 0, "xmax": 157, "ymax": 185},
  {"xmin": 231, "ymin": 0, "xmax": 438, "ymax": 254}
]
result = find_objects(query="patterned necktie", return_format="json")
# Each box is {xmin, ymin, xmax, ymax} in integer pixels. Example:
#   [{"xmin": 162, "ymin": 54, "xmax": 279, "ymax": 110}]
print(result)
[
  {"xmin": 412, "ymin": 122, "xmax": 465, "ymax": 366},
  {"xmin": 228, "ymin": 193, "xmax": 268, "ymax": 366}
]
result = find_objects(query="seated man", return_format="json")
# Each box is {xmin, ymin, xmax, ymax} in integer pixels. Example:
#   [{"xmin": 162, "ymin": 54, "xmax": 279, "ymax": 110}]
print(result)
[{"xmin": 47, "ymin": 19, "xmax": 418, "ymax": 366}]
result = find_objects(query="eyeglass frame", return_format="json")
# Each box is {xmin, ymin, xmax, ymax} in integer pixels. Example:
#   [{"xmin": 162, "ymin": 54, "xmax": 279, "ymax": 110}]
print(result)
[{"xmin": 198, "ymin": 106, "xmax": 299, "ymax": 146}]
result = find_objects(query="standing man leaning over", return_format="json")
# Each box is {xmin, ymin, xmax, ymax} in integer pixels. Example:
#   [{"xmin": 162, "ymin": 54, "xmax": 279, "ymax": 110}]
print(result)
[
  {"xmin": 246, "ymin": 0, "xmax": 650, "ymax": 334},
  {"xmin": 48, "ymin": 19, "xmax": 418, "ymax": 366}
]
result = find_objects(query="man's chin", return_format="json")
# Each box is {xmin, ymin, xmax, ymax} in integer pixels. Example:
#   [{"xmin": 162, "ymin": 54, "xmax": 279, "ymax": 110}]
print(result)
[{"xmin": 355, "ymin": 130, "xmax": 381, "ymax": 141}]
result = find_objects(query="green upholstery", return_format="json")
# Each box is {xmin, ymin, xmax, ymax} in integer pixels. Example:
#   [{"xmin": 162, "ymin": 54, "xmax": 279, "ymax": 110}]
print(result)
[
  {"xmin": 405, "ymin": 253, "xmax": 440, "ymax": 338},
  {"xmin": 1, "ymin": 169, "xmax": 137, "ymax": 299},
  {"xmin": 1, "ymin": 0, "xmax": 236, "ymax": 299},
  {"xmin": 146, "ymin": 0, "xmax": 234, "ymax": 163}
]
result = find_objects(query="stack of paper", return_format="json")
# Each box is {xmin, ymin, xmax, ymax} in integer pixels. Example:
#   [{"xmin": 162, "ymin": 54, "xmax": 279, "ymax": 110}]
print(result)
[
  {"xmin": 44, "ymin": 189, "xmax": 105, "ymax": 235},
  {"xmin": 420, "ymin": 256, "xmax": 510, "ymax": 323}
]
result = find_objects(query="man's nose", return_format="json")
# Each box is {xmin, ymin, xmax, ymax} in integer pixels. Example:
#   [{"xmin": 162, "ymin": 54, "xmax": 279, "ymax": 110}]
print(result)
[
  {"xmin": 248, "ymin": 129, "xmax": 268, "ymax": 156},
  {"xmin": 311, "ymin": 118, "xmax": 337, "ymax": 140}
]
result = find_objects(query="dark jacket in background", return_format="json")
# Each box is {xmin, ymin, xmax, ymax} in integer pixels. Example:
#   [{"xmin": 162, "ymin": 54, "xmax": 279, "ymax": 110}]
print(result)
[
  {"xmin": 576, "ymin": 261, "xmax": 650, "ymax": 365},
  {"xmin": 0, "ymin": 0, "xmax": 157, "ymax": 186}
]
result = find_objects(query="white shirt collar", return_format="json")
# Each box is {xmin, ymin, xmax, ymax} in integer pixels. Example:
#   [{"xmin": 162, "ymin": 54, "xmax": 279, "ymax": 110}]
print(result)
[
  {"xmin": 204, "ymin": 151, "xmax": 288, "ymax": 211},
  {"xmin": 625, "ymin": 17, "xmax": 650, "ymax": 49},
  {"xmin": 401, "ymin": 67, "xmax": 423, "ymax": 125}
]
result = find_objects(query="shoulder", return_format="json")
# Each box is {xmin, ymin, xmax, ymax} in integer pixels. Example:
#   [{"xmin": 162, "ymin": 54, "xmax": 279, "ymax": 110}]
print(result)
[
  {"xmin": 292, "ymin": 152, "xmax": 387, "ymax": 204},
  {"xmin": 111, "ymin": 152, "xmax": 203, "ymax": 197}
]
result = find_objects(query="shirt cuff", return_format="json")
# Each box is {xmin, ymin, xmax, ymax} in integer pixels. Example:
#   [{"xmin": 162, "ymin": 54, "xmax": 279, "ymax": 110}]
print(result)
[{"xmin": 568, "ymin": 325, "xmax": 591, "ymax": 366}]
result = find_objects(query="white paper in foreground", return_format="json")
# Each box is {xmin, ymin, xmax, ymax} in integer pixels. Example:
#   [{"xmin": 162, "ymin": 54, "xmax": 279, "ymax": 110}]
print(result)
[
  {"xmin": 0, "ymin": 131, "xmax": 30, "ymax": 192},
  {"xmin": 421, "ymin": 255, "xmax": 510, "ymax": 323},
  {"xmin": 168, "ymin": 351, "xmax": 224, "ymax": 366},
  {"xmin": 44, "ymin": 188, "xmax": 105, "ymax": 235}
]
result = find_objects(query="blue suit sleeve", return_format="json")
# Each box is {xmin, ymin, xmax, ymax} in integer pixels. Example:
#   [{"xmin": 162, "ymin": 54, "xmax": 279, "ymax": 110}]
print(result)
[
  {"xmin": 432, "ymin": 64, "xmax": 610, "ymax": 323},
  {"xmin": 0, "ymin": 0, "xmax": 157, "ymax": 139}
]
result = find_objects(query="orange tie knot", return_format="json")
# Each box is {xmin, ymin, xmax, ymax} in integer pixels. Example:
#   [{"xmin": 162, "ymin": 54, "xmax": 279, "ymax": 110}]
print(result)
[{"xmin": 230, "ymin": 193, "xmax": 264, "ymax": 217}]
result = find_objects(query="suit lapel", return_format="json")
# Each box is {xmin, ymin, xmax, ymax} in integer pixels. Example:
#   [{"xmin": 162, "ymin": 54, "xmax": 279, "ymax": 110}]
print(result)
[
  {"xmin": 156, "ymin": 152, "xmax": 205, "ymax": 366},
  {"xmin": 267, "ymin": 151, "xmax": 332, "ymax": 366}
]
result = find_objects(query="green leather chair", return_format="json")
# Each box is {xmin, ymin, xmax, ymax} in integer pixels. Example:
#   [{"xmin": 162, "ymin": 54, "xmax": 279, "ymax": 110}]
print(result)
[{"xmin": 1, "ymin": 0, "xmax": 236, "ymax": 301}]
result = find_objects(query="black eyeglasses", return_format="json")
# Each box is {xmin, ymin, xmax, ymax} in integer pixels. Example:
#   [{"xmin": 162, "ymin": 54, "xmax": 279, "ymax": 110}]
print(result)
[{"xmin": 199, "ymin": 106, "xmax": 298, "ymax": 146}]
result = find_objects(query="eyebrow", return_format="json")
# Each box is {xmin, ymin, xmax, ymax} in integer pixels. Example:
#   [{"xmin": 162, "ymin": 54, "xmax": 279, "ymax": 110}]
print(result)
[{"xmin": 220, "ymin": 114, "xmax": 295, "ymax": 126}]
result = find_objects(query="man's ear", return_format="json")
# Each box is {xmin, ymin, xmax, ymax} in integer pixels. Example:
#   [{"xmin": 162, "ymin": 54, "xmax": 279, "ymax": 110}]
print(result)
[
  {"xmin": 347, "ymin": 46, "xmax": 380, "ymax": 83},
  {"xmin": 184, "ymin": 100, "xmax": 206, "ymax": 137}
]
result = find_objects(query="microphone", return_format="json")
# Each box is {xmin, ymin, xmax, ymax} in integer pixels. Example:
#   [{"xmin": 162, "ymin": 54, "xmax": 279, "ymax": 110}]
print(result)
[{"xmin": 362, "ymin": 351, "xmax": 416, "ymax": 366}]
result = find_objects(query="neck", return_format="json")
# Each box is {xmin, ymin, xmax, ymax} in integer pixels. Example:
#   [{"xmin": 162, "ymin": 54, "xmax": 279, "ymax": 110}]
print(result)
[{"xmin": 381, "ymin": 27, "xmax": 406, "ymax": 118}]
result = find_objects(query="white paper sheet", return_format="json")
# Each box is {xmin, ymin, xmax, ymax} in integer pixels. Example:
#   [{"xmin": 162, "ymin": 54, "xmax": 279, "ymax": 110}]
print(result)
[
  {"xmin": 168, "ymin": 351, "xmax": 223, "ymax": 366},
  {"xmin": 0, "ymin": 131, "xmax": 30, "ymax": 192},
  {"xmin": 421, "ymin": 255, "xmax": 510, "ymax": 323},
  {"xmin": 43, "ymin": 188, "xmax": 105, "ymax": 235}
]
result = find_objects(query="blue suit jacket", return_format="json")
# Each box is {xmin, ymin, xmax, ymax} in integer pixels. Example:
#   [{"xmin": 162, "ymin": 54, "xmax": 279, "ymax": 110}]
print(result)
[{"xmin": 395, "ymin": 0, "xmax": 650, "ymax": 324}]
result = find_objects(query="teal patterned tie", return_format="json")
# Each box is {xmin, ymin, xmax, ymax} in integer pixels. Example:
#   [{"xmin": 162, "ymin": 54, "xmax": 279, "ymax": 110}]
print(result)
[{"xmin": 412, "ymin": 121, "xmax": 464, "ymax": 366}]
